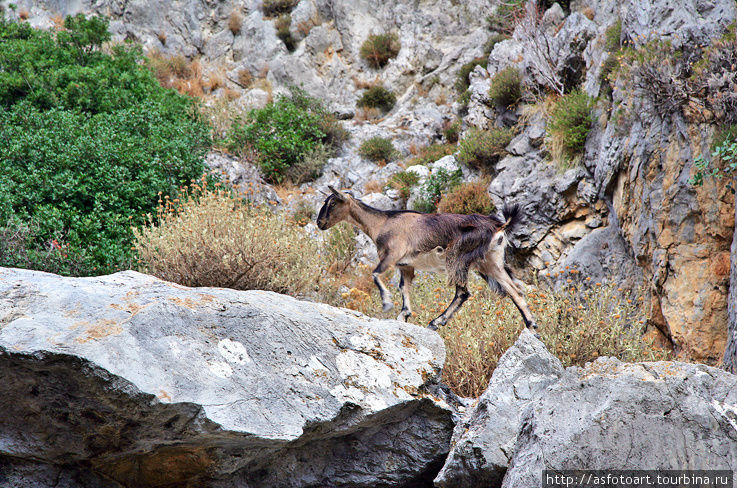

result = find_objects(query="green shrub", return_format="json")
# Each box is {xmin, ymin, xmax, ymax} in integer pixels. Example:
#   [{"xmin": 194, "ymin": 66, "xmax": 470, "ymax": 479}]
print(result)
[
  {"xmin": 225, "ymin": 88, "xmax": 343, "ymax": 183},
  {"xmin": 275, "ymin": 14, "xmax": 296, "ymax": 52},
  {"xmin": 359, "ymin": 137, "xmax": 397, "ymax": 163},
  {"xmin": 437, "ymin": 180, "xmax": 494, "ymax": 215},
  {"xmin": 488, "ymin": 66, "xmax": 522, "ymax": 107},
  {"xmin": 415, "ymin": 168, "xmax": 463, "ymax": 212},
  {"xmin": 484, "ymin": 33, "xmax": 508, "ymax": 57},
  {"xmin": 0, "ymin": 15, "xmax": 210, "ymax": 275},
  {"xmin": 357, "ymin": 85, "xmax": 396, "ymax": 113},
  {"xmin": 604, "ymin": 19, "xmax": 622, "ymax": 52},
  {"xmin": 486, "ymin": 0, "xmax": 524, "ymax": 34},
  {"xmin": 406, "ymin": 143, "xmax": 456, "ymax": 167},
  {"xmin": 262, "ymin": 0, "xmax": 299, "ymax": 17},
  {"xmin": 443, "ymin": 119, "xmax": 462, "ymax": 144},
  {"xmin": 548, "ymin": 89, "xmax": 594, "ymax": 157},
  {"xmin": 388, "ymin": 171, "xmax": 421, "ymax": 199},
  {"xmin": 689, "ymin": 126, "xmax": 737, "ymax": 193},
  {"xmin": 359, "ymin": 33, "xmax": 400, "ymax": 69},
  {"xmin": 457, "ymin": 127, "xmax": 512, "ymax": 172},
  {"xmin": 455, "ymin": 57, "xmax": 487, "ymax": 93}
]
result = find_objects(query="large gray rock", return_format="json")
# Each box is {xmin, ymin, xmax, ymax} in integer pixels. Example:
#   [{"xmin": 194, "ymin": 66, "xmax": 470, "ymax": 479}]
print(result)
[
  {"xmin": 725, "ymin": 199, "xmax": 737, "ymax": 373},
  {"xmin": 0, "ymin": 267, "xmax": 455, "ymax": 487},
  {"xmin": 502, "ymin": 358, "xmax": 737, "ymax": 487},
  {"xmin": 434, "ymin": 329, "xmax": 564, "ymax": 488}
]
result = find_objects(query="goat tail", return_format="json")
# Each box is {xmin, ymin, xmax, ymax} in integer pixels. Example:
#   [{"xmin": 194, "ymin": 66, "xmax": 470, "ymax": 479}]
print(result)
[
  {"xmin": 499, "ymin": 203, "xmax": 521, "ymax": 232},
  {"xmin": 446, "ymin": 225, "xmax": 495, "ymax": 286}
]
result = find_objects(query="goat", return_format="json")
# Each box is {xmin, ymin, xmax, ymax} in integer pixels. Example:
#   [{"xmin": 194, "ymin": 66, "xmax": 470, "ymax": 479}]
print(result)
[{"xmin": 316, "ymin": 186, "xmax": 538, "ymax": 331}]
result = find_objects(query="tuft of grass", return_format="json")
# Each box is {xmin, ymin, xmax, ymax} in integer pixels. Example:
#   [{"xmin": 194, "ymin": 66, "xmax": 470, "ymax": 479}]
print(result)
[
  {"xmin": 405, "ymin": 143, "xmax": 456, "ymax": 167},
  {"xmin": 325, "ymin": 222, "xmax": 357, "ymax": 274},
  {"xmin": 455, "ymin": 57, "xmax": 487, "ymax": 93},
  {"xmin": 388, "ymin": 171, "xmax": 421, "ymax": 199},
  {"xmin": 547, "ymin": 89, "xmax": 594, "ymax": 159},
  {"xmin": 237, "ymin": 68, "xmax": 253, "ymax": 88},
  {"xmin": 437, "ymin": 180, "xmax": 494, "ymax": 215},
  {"xmin": 290, "ymin": 199, "xmax": 314, "ymax": 227},
  {"xmin": 356, "ymin": 85, "xmax": 396, "ymax": 113},
  {"xmin": 275, "ymin": 14, "xmax": 296, "ymax": 52},
  {"xmin": 360, "ymin": 33, "xmax": 401, "ymax": 69},
  {"xmin": 134, "ymin": 180, "xmax": 321, "ymax": 295},
  {"xmin": 457, "ymin": 127, "xmax": 512, "ymax": 172},
  {"xmin": 604, "ymin": 19, "xmax": 622, "ymax": 53},
  {"xmin": 228, "ymin": 11, "xmax": 243, "ymax": 34},
  {"xmin": 359, "ymin": 137, "xmax": 397, "ymax": 163},
  {"xmin": 443, "ymin": 119, "xmax": 462, "ymax": 144},
  {"xmin": 262, "ymin": 0, "xmax": 299, "ymax": 17},
  {"xmin": 488, "ymin": 66, "xmax": 522, "ymax": 107}
]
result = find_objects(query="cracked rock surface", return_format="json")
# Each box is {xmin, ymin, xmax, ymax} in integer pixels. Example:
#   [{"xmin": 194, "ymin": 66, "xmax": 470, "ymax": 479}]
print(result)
[{"xmin": 0, "ymin": 267, "xmax": 455, "ymax": 487}]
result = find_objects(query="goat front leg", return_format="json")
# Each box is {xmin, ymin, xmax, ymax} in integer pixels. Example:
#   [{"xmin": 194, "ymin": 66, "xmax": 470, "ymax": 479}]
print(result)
[
  {"xmin": 397, "ymin": 265, "xmax": 415, "ymax": 322},
  {"xmin": 373, "ymin": 255, "xmax": 397, "ymax": 312},
  {"xmin": 428, "ymin": 284, "xmax": 470, "ymax": 331}
]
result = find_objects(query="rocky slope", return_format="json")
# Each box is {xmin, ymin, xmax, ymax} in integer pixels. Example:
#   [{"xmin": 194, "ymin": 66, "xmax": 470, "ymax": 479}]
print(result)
[
  {"xmin": 0, "ymin": 267, "xmax": 456, "ymax": 487},
  {"xmin": 6, "ymin": 0, "xmax": 735, "ymax": 363}
]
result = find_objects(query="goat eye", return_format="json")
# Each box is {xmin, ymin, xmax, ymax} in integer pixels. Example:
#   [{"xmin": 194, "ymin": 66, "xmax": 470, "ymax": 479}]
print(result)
[{"xmin": 329, "ymin": 201, "xmax": 336, "ymax": 207}]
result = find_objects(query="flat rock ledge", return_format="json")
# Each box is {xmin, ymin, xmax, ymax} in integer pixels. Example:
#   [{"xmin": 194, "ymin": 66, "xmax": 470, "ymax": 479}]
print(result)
[
  {"xmin": 0, "ymin": 267, "xmax": 455, "ymax": 488},
  {"xmin": 436, "ymin": 330, "xmax": 737, "ymax": 488}
]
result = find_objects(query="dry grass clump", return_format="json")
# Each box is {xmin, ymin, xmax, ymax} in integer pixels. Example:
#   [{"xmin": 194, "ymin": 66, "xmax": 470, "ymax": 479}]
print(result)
[
  {"xmin": 437, "ymin": 180, "xmax": 494, "ymax": 215},
  {"xmin": 331, "ymin": 270, "xmax": 668, "ymax": 398},
  {"xmin": 405, "ymin": 143, "xmax": 456, "ymax": 167},
  {"xmin": 228, "ymin": 11, "xmax": 243, "ymax": 34},
  {"xmin": 360, "ymin": 33, "xmax": 401, "ymax": 69},
  {"xmin": 146, "ymin": 51, "xmax": 205, "ymax": 97},
  {"xmin": 237, "ymin": 68, "xmax": 253, "ymax": 88},
  {"xmin": 133, "ymin": 177, "xmax": 321, "ymax": 296},
  {"xmin": 262, "ymin": 0, "xmax": 299, "ymax": 17}
]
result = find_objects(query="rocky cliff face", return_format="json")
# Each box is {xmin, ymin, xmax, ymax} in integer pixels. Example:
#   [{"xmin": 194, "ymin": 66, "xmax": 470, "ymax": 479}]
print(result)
[
  {"xmin": 0, "ymin": 267, "xmax": 456, "ymax": 487},
  {"xmin": 7, "ymin": 0, "xmax": 735, "ymax": 362}
]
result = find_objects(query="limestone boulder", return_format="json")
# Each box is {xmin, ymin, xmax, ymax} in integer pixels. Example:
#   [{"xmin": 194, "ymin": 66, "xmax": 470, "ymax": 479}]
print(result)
[{"xmin": 0, "ymin": 267, "xmax": 455, "ymax": 487}]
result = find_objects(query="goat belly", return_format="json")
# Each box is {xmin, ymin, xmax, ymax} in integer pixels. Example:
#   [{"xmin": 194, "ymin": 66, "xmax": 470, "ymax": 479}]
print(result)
[{"xmin": 397, "ymin": 247, "xmax": 447, "ymax": 272}]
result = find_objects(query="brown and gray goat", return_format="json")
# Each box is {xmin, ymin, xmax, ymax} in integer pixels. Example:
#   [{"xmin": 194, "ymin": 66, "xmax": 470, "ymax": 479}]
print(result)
[{"xmin": 316, "ymin": 186, "xmax": 537, "ymax": 331}]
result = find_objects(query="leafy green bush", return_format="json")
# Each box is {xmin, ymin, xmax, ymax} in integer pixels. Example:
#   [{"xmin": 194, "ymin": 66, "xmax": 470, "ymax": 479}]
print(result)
[
  {"xmin": 457, "ymin": 127, "xmax": 512, "ymax": 172},
  {"xmin": 359, "ymin": 137, "xmax": 397, "ymax": 163},
  {"xmin": 443, "ymin": 120, "xmax": 462, "ymax": 144},
  {"xmin": 225, "ymin": 88, "xmax": 343, "ymax": 183},
  {"xmin": 414, "ymin": 168, "xmax": 463, "ymax": 212},
  {"xmin": 455, "ymin": 57, "xmax": 487, "ymax": 93},
  {"xmin": 357, "ymin": 85, "xmax": 396, "ymax": 113},
  {"xmin": 360, "ymin": 33, "xmax": 400, "ymax": 69},
  {"xmin": 488, "ymin": 66, "xmax": 522, "ymax": 107},
  {"xmin": 689, "ymin": 126, "xmax": 737, "ymax": 193},
  {"xmin": 0, "ymin": 15, "xmax": 210, "ymax": 275},
  {"xmin": 437, "ymin": 180, "xmax": 494, "ymax": 215},
  {"xmin": 548, "ymin": 89, "xmax": 594, "ymax": 157}
]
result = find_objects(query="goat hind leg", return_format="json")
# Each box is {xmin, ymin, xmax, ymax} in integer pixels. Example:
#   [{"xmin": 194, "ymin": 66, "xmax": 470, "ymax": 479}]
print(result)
[
  {"xmin": 428, "ymin": 284, "xmax": 470, "ymax": 331},
  {"xmin": 397, "ymin": 265, "xmax": 415, "ymax": 322},
  {"xmin": 493, "ymin": 269, "xmax": 538, "ymax": 330}
]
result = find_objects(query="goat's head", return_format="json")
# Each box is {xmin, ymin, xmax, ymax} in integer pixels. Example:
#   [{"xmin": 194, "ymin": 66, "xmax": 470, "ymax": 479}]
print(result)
[{"xmin": 316, "ymin": 186, "xmax": 352, "ymax": 230}]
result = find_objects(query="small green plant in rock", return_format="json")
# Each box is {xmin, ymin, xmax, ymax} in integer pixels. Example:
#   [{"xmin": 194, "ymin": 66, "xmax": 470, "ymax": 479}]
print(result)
[
  {"xmin": 484, "ymin": 33, "xmax": 508, "ymax": 57},
  {"xmin": 275, "ymin": 14, "xmax": 296, "ymax": 52},
  {"xmin": 455, "ymin": 57, "xmax": 488, "ymax": 93},
  {"xmin": 388, "ymin": 171, "xmax": 421, "ymax": 199},
  {"xmin": 604, "ymin": 19, "xmax": 622, "ymax": 53},
  {"xmin": 457, "ymin": 127, "xmax": 512, "ymax": 172},
  {"xmin": 547, "ymin": 89, "xmax": 594, "ymax": 159},
  {"xmin": 359, "ymin": 137, "xmax": 397, "ymax": 163},
  {"xmin": 689, "ymin": 126, "xmax": 737, "ymax": 193},
  {"xmin": 414, "ymin": 168, "xmax": 463, "ymax": 213},
  {"xmin": 443, "ymin": 119, "xmax": 462, "ymax": 144},
  {"xmin": 360, "ymin": 33, "xmax": 401, "ymax": 69},
  {"xmin": 488, "ymin": 66, "xmax": 522, "ymax": 107},
  {"xmin": 357, "ymin": 85, "xmax": 396, "ymax": 113}
]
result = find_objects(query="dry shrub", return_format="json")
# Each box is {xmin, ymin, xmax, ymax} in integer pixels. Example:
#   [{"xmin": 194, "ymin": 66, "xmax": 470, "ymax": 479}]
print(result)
[
  {"xmin": 206, "ymin": 72, "xmax": 226, "ymax": 92},
  {"xmin": 363, "ymin": 179, "xmax": 385, "ymax": 194},
  {"xmin": 262, "ymin": 0, "xmax": 298, "ymax": 17},
  {"xmin": 334, "ymin": 271, "xmax": 669, "ymax": 398},
  {"xmin": 147, "ymin": 51, "xmax": 205, "ymax": 97},
  {"xmin": 355, "ymin": 107, "xmax": 382, "ymax": 122},
  {"xmin": 224, "ymin": 88, "xmax": 241, "ymax": 100},
  {"xmin": 360, "ymin": 33, "xmax": 401, "ymax": 69},
  {"xmin": 157, "ymin": 32, "xmax": 167, "ymax": 45},
  {"xmin": 19, "ymin": 9, "xmax": 29, "ymax": 20},
  {"xmin": 237, "ymin": 68, "xmax": 253, "ymax": 88},
  {"xmin": 228, "ymin": 11, "xmax": 243, "ymax": 34},
  {"xmin": 437, "ymin": 180, "xmax": 494, "ymax": 215},
  {"xmin": 405, "ymin": 143, "xmax": 455, "ymax": 167},
  {"xmin": 50, "ymin": 14, "xmax": 65, "ymax": 31},
  {"xmin": 325, "ymin": 222, "xmax": 356, "ymax": 274},
  {"xmin": 134, "ymin": 179, "xmax": 321, "ymax": 295},
  {"xmin": 582, "ymin": 7, "xmax": 595, "ymax": 20}
]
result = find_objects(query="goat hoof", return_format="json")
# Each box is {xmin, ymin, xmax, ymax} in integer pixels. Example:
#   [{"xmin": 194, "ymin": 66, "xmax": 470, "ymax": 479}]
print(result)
[
  {"xmin": 397, "ymin": 310, "xmax": 411, "ymax": 322},
  {"xmin": 427, "ymin": 320, "xmax": 440, "ymax": 331},
  {"xmin": 382, "ymin": 302, "xmax": 394, "ymax": 312}
]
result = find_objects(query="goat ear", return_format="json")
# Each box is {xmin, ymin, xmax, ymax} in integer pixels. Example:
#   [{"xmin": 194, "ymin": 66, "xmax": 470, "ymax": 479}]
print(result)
[{"xmin": 328, "ymin": 185, "xmax": 348, "ymax": 202}]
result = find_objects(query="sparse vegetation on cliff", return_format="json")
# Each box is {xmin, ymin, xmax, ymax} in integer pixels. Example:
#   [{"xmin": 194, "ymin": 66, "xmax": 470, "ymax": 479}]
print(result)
[
  {"xmin": 488, "ymin": 66, "xmax": 522, "ymax": 107},
  {"xmin": 359, "ymin": 137, "xmax": 397, "ymax": 163},
  {"xmin": 547, "ymin": 89, "xmax": 594, "ymax": 160},
  {"xmin": 437, "ymin": 180, "xmax": 495, "ymax": 215},
  {"xmin": 356, "ymin": 85, "xmax": 396, "ymax": 113},
  {"xmin": 457, "ymin": 127, "xmax": 512, "ymax": 172},
  {"xmin": 360, "ymin": 33, "xmax": 401, "ymax": 69}
]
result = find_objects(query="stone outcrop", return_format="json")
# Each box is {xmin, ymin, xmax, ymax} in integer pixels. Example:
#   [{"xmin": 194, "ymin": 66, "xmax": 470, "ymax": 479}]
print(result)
[
  {"xmin": 0, "ymin": 267, "xmax": 456, "ymax": 487},
  {"xmin": 434, "ymin": 329, "xmax": 563, "ymax": 488},
  {"xmin": 436, "ymin": 331, "xmax": 737, "ymax": 488}
]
